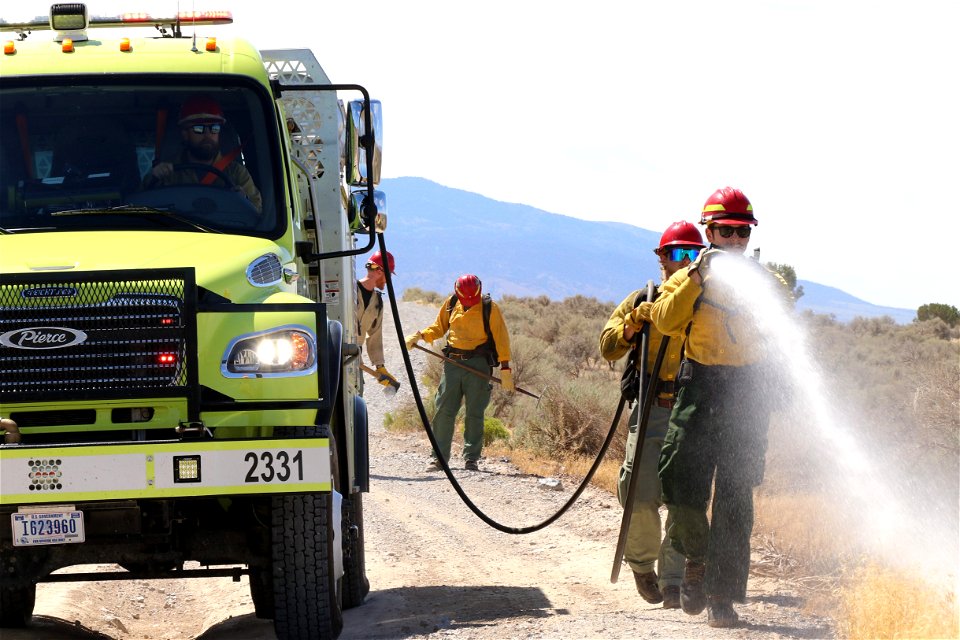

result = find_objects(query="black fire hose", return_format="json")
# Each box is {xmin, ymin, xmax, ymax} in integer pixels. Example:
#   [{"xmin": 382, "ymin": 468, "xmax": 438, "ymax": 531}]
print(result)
[
  {"xmin": 610, "ymin": 282, "xmax": 671, "ymax": 582},
  {"xmin": 376, "ymin": 232, "xmax": 628, "ymax": 534}
]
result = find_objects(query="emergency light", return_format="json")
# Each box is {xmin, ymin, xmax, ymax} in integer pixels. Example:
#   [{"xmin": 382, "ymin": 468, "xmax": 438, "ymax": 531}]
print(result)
[{"xmin": 1, "ymin": 3, "xmax": 233, "ymax": 41}]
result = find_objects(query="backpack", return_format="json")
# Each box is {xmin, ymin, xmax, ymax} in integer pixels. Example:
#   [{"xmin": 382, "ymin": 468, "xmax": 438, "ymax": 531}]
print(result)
[
  {"xmin": 620, "ymin": 282, "xmax": 657, "ymax": 405},
  {"xmin": 445, "ymin": 293, "xmax": 498, "ymax": 365}
]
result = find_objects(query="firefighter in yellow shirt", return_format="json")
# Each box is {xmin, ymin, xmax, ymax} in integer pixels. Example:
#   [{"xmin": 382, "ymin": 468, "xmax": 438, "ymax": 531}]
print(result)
[
  {"xmin": 405, "ymin": 275, "xmax": 513, "ymax": 472},
  {"xmin": 600, "ymin": 221, "xmax": 706, "ymax": 609},
  {"xmin": 650, "ymin": 187, "xmax": 790, "ymax": 628}
]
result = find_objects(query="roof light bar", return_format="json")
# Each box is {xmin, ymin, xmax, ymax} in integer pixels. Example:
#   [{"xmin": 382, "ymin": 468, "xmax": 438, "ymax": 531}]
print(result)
[{"xmin": 0, "ymin": 6, "xmax": 233, "ymax": 34}]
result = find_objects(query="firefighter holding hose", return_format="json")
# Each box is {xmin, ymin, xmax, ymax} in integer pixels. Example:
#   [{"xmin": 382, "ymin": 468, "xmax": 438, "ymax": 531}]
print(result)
[
  {"xmin": 650, "ymin": 187, "xmax": 791, "ymax": 628},
  {"xmin": 600, "ymin": 221, "xmax": 706, "ymax": 609}
]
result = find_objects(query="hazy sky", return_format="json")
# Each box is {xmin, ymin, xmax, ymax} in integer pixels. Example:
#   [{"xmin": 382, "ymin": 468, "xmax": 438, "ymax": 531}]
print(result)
[{"xmin": 10, "ymin": 1, "xmax": 957, "ymax": 309}]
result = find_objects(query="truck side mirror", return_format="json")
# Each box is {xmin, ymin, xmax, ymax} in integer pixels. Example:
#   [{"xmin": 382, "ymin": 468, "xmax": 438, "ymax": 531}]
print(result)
[{"xmin": 345, "ymin": 99, "xmax": 382, "ymax": 187}]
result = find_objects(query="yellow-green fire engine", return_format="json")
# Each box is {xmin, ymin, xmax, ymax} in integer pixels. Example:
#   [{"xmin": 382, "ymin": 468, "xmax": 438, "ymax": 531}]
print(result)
[{"xmin": 0, "ymin": 4, "xmax": 384, "ymax": 638}]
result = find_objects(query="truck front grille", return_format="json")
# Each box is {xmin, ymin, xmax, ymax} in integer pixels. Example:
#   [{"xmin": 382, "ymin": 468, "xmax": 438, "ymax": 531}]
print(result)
[{"xmin": 0, "ymin": 270, "xmax": 196, "ymax": 403}]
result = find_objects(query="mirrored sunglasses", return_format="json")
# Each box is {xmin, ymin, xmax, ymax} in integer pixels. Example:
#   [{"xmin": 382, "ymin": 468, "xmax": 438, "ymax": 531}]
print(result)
[
  {"xmin": 189, "ymin": 123, "xmax": 222, "ymax": 135},
  {"xmin": 714, "ymin": 225, "xmax": 751, "ymax": 238},
  {"xmin": 365, "ymin": 262, "xmax": 382, "ymax": 271},
  {"xmin": 663, "ymin": 247, "xmax": 701, "ymax": 262}
]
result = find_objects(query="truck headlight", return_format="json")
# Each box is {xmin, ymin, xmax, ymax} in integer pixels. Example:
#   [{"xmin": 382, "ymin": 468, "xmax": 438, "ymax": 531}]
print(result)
[{"xmin": 221, "ymin": 326, "xmax": 317, "ymax": 377}]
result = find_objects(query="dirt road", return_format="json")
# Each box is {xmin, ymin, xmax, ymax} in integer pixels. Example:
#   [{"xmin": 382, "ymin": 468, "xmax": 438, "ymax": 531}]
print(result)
[{"xmin": 6, "ymin": 301, "xmax": 834, "ymax": 639}]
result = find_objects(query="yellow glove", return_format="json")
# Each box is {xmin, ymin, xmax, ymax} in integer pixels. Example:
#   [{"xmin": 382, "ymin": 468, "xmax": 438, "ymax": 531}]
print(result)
[
  {"xmin": 404, "ymin": 332, "xmax": 421, "ymax": 350},
  {"xmin": 626, "ymin": 301, "xmax": 653, "ymax": 329},
  {"xmin": 500, "ymin": 368, "xmax": 515, "ymax": 393},
  {"xmin": 375, "ymin": 365, "xmax": 398, "ymax": 387}
]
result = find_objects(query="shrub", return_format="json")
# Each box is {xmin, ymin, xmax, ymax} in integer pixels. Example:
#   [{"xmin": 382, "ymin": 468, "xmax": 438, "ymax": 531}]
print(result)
[
  {"xmin": 513, "ymin": 377, "xmax": 625, "ymax": 461},
  {"xmin": 917, "ymin": 302, "xmax": 960, "ymax": 327},
  {"xmin": 482, "ymin": 417, "xmax": 510, "ymax": 445},
  {"xmin": 402, "ymin": 287, "xmax": 444, "ymax": 306}
]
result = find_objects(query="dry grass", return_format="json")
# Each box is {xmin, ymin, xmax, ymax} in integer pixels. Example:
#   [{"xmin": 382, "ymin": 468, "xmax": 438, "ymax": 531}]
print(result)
[
  {"xmin": 753, "ymin": 493, "xmax": 862, "ymax": 582},
  {"xmin": 485, "ymin": 441, "xmax": 621, "ymax": 495},
  {"xmin": 837, "ymin": 564, "xmax": 959, "ymax": 640}
]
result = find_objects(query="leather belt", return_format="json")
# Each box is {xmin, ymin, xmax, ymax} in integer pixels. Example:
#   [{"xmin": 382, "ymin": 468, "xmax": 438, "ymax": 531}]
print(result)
[{"xmin": 443, "ymin": 346, "xmax": 478, "ymax": 360}]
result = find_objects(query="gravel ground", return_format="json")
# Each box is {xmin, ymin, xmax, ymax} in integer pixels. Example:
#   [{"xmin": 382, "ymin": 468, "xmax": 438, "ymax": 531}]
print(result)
[{"xmin": 6, "ymin": 300, "xmax": 836, "ymax": 640}]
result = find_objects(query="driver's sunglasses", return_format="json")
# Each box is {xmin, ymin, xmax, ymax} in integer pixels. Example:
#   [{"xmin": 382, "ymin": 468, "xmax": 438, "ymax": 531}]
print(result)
[
  {"xmin": 189, "ymin": 123, "xmax": 222, "ymax": 135},
  {"xmin": 713, "ymin": 225, "xmax": 752, "ymax": 238},
  {"xmin": 657, "ymin": 247, "xmax": 701, "ymax": 262},
  {"xmin": 365, "ymin": 262, "xmax": 382, "ymax": 271}
]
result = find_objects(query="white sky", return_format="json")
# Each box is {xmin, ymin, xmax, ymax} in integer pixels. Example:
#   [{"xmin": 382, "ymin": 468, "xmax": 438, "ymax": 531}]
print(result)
[{"xmin": 9, "ymin": 1, "xmax": 958, "ymax": 309}]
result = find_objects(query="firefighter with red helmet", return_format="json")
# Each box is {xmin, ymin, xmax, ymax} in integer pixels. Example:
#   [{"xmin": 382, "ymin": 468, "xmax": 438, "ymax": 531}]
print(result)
[
  {"xmin": 143, "ymin": 94, "xmax": 262, "ymax": 212},
  {"xmin": 405, "ymin": 274, "xmax": 513, "ymax": 472},
  {"xmin": 650, "ymin": 187, "xmax": 790, "ymax": 628},
  {"xmin": 357, "ymin": 251, "xmax": 399, "ymax": 390},
  {"xmin": 599, "ymin": 221, "xmax": 705, "ymax": 609}
]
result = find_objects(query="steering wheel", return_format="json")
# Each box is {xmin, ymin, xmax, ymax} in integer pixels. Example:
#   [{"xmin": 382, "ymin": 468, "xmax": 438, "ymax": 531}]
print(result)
[{"xmin": 170, "ymin": 162, "xmax": 237, "ymax": 189}]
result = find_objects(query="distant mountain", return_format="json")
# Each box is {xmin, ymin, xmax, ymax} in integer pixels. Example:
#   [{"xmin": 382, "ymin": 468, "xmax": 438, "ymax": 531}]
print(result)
[
  {"xmin": 794, "ymin": 281, "xmax": 915, "ymax": 324},
  {"xmin": 369, "ymin": 177, "xmax": 915, "ymax": 324}
]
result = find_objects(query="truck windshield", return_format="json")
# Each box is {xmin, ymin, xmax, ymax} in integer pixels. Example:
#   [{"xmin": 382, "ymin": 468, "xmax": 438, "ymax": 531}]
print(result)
[{"xmin": 0, "ymin": 82, "xmax": 281, "ymax": 237}]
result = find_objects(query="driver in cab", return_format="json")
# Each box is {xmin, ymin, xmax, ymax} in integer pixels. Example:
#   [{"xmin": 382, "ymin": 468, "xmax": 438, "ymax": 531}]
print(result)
[{"xmin": 143, "ymin": 95, "xmax": 262, "ymax": 212}]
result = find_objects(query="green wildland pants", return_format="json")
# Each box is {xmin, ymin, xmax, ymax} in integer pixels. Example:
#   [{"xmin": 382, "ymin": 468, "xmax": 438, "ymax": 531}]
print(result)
[
  {"xmin": 431, "ymin": 355, "xmax": 492, "ymax": 462},
  {"xmin": 658, "ymin": 362, "xmax": 770, "ymax": 602},
  {"xmin": 618, "ymin": 403, "xmax": 684, "ymax": 588}
]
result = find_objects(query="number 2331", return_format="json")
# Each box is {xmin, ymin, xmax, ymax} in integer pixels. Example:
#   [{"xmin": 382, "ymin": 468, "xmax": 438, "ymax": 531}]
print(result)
[{"xmin": 244, "ymin": 450, "xmax": 304, "ymax": 483}]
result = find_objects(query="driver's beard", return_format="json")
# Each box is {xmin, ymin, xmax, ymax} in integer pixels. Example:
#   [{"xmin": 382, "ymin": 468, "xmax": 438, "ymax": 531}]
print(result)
[{"xmin": 188, "ymin": 139, "xmax": 218, "ymax": 163}]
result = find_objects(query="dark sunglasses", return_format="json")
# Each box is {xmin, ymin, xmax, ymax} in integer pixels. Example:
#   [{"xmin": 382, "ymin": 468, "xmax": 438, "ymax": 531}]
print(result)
[
  {"xmin": 713, "ymin": 225, "xmax": 751, "ymax": 238},
  {"xmin": 658, "ymin": 247, "xmax": 701, "ymax": 262},
  {"xmin": 365, "ymin": 262, "xmax": 382, "ymax": 271},
  {"xmin": 189, "ymin": 123, "xmax": 222, "ymax": 135}
]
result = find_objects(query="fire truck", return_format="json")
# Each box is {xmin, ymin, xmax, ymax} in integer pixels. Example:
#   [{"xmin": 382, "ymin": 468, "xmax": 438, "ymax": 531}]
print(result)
[{"xmin": 0, "ymin": 4, "xmax": 382, "ymax": 638}]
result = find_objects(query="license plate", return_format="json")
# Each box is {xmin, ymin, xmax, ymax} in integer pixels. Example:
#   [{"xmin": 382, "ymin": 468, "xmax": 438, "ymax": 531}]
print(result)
[{"xmin": 11, "ymin": 510, "xmax": 85, "ymax": 547}]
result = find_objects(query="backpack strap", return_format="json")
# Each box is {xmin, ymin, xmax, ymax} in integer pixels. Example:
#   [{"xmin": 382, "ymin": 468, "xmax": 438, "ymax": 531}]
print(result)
[{"xmin": 481, "ymin": 294, "xmax": 492, "ymax": 341}]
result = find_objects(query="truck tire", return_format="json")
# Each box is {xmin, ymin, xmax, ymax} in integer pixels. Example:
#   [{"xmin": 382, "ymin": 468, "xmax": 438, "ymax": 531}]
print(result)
[
  {"xmin": 0, "ymin": 584, "xmax": 36, "ymax": 628},
  {"xmin": 341, "ymin": 493, "xmax": 369, "ymax": 609},
  {"xmin": 270, "ymin": 426, "xmax": 342, "ymax": 640}
]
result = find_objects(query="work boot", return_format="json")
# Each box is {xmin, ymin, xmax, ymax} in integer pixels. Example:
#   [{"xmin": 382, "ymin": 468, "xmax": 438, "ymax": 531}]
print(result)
[
  {"xmin": 662, "ymin": 585, "xmax": 681, "ymax": 609},
  {"xmin": 424, "ymin": 459, "xmax": 443, "ymax": 473},
  {"xmin": 632, "ymin": 570, "xmax": 663, "ymax": 604},
  {"xmin": 680, "ymin": 560, "xmax": 707, "ymax": 615},
  {"xmin": 707, "ymin": 596, "xmax": 739, "ymax": 628},
  {"xmin": 464, "ymin": 459, "xmax": 479, "ymax": 471}
]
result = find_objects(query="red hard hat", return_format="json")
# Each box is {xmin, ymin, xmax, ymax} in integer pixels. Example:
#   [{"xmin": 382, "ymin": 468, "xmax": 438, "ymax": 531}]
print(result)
[
  {"xmin": 454, "ymin": 274, "xmax": 482, "ymax": 307},
  {"xmin": 178, "ymin": 95, "xmax": 226, "ymax": 126},
  {"xmin": 367, "ymin": 250, "xmax": 395, "ymax": 274},
  {"xmin": 700, "ymin": 186, "xmax": 758, "ymax": 226},
  {"xmin": 658, "ymin": 221, "xmax": 705, "ymax": 250}
]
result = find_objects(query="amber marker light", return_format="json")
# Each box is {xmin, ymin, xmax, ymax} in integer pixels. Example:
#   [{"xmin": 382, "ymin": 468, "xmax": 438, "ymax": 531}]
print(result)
[
  {"xmin": 205, "ymin": 37, "xmax": 217, "ymax": 52},
  {"xmin": 62, "ymin": 38, "xmax": 74, "ymax": 53},
  {"xmin": 3, "ymin": 41, "xmax": 15, "ymax": 55},
  {"xmin": 120, "ymin": 38, "xmax": 131, "ymax": 52}
]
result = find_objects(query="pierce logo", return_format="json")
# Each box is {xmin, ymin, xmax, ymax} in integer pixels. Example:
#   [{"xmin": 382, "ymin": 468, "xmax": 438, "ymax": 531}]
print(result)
[
  {"xmin": 0, "ymin": 327, "xmax": 88, "ymax": 350},
  {"xmin": 21, "ymin": 287, "xmax": 78, "ymax": 299}
]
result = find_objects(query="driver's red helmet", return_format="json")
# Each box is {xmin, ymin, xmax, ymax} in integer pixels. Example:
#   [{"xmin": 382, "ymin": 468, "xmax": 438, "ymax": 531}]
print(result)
[
  {"xmin": 454, "ymin": 274, "xmax": 482, "ymax": 307},
  {"xmin": 178, "ymin": 95, "xmax": 226, "ymax": 126}
]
